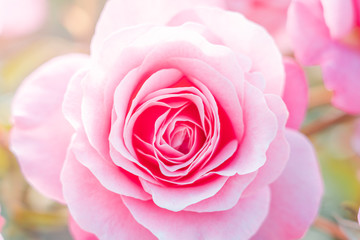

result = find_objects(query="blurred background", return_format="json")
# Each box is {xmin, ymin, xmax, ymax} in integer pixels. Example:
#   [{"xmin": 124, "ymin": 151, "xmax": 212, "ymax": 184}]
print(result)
[{"xmin": 0, "ymin": 0, "xmax": 359, "ymax": 239}]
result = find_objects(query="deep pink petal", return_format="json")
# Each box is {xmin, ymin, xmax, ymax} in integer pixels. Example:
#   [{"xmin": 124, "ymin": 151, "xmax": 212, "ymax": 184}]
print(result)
[
  {"xmin": 123, "ymin": 187, "xmax": 270, "ymax": 240},
  {"xmin": 61, "ymin": 151, "xmax": 157, "ymax": 240},
  {"xmin": 10, "ymin": 54, "xmax": 89, "ymax": 202},
  {"xmin": 252, "ymin": 130, "xmax": 323, "ymax": 240},
  {"xmin": 287, "ymin": 0, "xmax": 331, "ymax": 64},
  {"xmin": 69, "ymin": 216, "xmax": 98, "ymax": 240},
  {"xmin": 282, "ymin": 58, "xmax": 308, "ymax": 129}
]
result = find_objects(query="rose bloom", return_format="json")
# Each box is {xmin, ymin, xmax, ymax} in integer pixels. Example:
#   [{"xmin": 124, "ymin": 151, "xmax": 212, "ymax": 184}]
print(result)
[
  {"xmin": 11, "ymin": 0, "xmax": 323, "ymax": 239},
  {"xmin": 288, "ymin": 0, "xmax": 360, "ymax": 114},
  {"xmin": 0, "ymin": 0, "xmax": 47, "ymax": 38}
]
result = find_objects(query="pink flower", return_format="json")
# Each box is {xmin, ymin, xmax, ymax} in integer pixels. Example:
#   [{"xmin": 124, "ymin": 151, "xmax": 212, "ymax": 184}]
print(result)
[
  {"xmin": 11, "ymin": 1, "xmax": 322, "ymax": 239},
  {"xmin": 0, "ymin": 207, "xmax": 4, "ymax": 240},
  {"xmin": 223, "ymin": 0, "xmax": 292, "ymax": 52},
  {"xmin": 288, "ymin": 0, "xmax": 360, "ymax": 114},
  {"xmin": 0, "ymin": 0, "xmax": 47, "ymax": 38}
]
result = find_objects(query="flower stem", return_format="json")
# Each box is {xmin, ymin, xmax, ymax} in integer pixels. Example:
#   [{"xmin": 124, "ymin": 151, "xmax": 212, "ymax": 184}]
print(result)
[{"xmin": 314, "ymin": 217, "xmax": 348, "ymax": 240}]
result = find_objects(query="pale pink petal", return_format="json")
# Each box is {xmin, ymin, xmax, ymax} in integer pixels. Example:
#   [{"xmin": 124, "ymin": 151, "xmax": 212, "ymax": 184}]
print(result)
[
  {"xmin": 244, "ymin": 94, "xmax": 289, "ymax": 192},
  {"xmin": 282, "ymin": 58, "xmax": 308, "ymax": 129},
  {"xmin": 321, "ymin": 46, "xmax": 360, "ymax": 114},
  {"xmin": 0, "ymin": 0, "xmax": 47, "ymax": 37},
  {"xmin": 91, "ymin": 0, "xmax": 225, "ymax": 53},
  {"xmin": 216, "ymin": 82, "xmax": 278, "ymax": 175},
  {"xmin": 287, "ymin": 0, "xmax": 331, "ymax": 64},
  {"xmin": 70, "ymin": 130, "xmax": 151, "ymax": 200},
  {"xmin": 140, "ymin": 175, "xmax": 228, "ymax": 211},
  {"xmin": 184, "ymin": 172, "xmax": 257, "ymax": 212},
  {"xmin": 61, "ymin": 151, "xmax": 157, "ymax": 240},
  {"xmin": 252, "ymin": 129, "xmax": 323, "ymax": 240},
  {"xmin": 320, "ymin": 0, "xmax": 355, "ymax": 39},
  {"xmin": 69, "ymin": 216, "xmax": 98, "ymax": 240},
  {"xmin": 122, "ymin": 187, "xmax": 270, "ymax": 240},
  {"xmin": 10, "ymin": 54, "xmax": 89, "ymax": 202},
  {"xmin": 169, "ymin": 7, "xmax": 285, "ymax": 95},
  {"xmin": 225, "ymin": 0, "xmax": 292, "ymax": 52},
  {"xmin": 62, "ymin": 68, "xmax": 89, "ymax": 131},
  {"xmin": 81, "ymin": 24, "xmax": 154, "ymax": 158}
]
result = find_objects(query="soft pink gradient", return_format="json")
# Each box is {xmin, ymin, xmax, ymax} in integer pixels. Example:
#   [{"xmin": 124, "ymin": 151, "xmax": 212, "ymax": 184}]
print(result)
[
  {"xmin": 223, "ymin": 0, "xmax": 292, "ymax": 52},
  {"xmin": 282, "ymin": 58, "xmax": 309, "ymax": 129},
  {"xmin": 11, "ymin": 1, "xmax": 322, "ymax": 239},
  {"xmin": 288, "ymin": 0, "xmax": 360, "ymax": 114},
  {"xmin": 0, "ymin": 207, "xmax": 4, "ymax": 240},
  {"xmin": 0, "ymin": 0, "xmax": 47, "ymax": 38}
]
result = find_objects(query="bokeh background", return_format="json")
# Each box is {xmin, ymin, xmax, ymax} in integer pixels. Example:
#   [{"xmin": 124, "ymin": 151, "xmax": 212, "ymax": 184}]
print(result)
[{"xmin": 0, "ymin": 0, "xmax": 359, "ymax": 239}]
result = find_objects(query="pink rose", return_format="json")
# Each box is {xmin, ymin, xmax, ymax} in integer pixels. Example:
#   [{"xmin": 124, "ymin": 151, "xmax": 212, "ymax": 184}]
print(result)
[
  {"xmin": 288, "ymin": 0, "xmax": 360, "ymax": 114},
  {"xmin": 11, "ymin": 1, "xmax": 322, "ymax": 239},
  {"xmin": 223, "ymin": 0, "xmax": 292, "ymax": 52},
  {"xmin": 0, "ymin": 0, "xmax": 47, "ymax": 38}
]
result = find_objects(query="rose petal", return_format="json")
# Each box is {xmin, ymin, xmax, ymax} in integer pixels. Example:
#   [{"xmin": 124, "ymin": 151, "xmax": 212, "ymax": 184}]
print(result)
[
  {"xmin": 91, "ymin": 0, "xmax": 225, "ymax": 53},
  {"xmin": 69, "ymin": 215, "xmax": 98, "ymax": 240},
  {"xmin": 70, "ymin": 130, "xmax": 151, "ymax": 200},
  {"xmin": 10, "ymin": 54, "xmax": 89, "ymax": 202},
  {"xmin": 320, "ymin": 0, "xmax": 355, "ymax": 39},
  {"xmin": 244, "ymin": 94, "xmax": 289, "ymax": 193},
  {"xmin": 252, "ymin": 129, "xmax": 323, "ymax": 240},
  {"xmin": 62, "ymin": 67, "xmax": 89, "ymax": 131},
  {"xmin": 61, "ymin": 151, "xmax": 157, "ymax": 240},
  {"xmin": 184, "ymin": 172, "xmax": 257, "ymax": 212},
  {"xmin": 81, "ymin": 24, "xmax": 154, "ymax": 158},
  {"xmin": 282, "ymin": 58, "xmax": 308, "ymax": 129},
  {"xmin": 322, "ymin": 46, "xmax": 360, "ymax": 114},
  {"xmin": 169, "ymin": 7, "xmax": 285, "ymax": 95},
  {"xmin": 287, "ymin": 0, "xmax": 331, "ymax": 64},
  {"xmin": 215, "ymin": 82, "xmax": 278, "ymax": 175},
  {"xmin": 122, "ymin": 187, "xmax": 270, "ymax": 240},
  {"xmin": 140, "ymin": 175, "xmax": 228, "ymax": 211}
]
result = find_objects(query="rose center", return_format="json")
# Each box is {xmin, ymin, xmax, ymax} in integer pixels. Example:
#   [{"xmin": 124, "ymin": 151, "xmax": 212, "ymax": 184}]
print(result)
[{"xmin": 169, "ymin": 124, "xmax": 192, "ymax": 154}]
